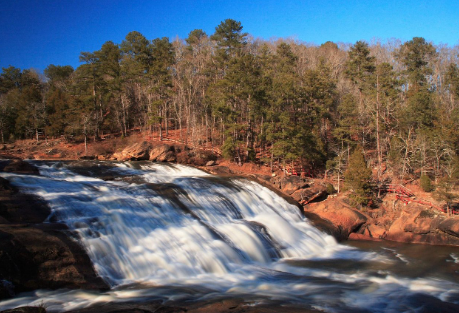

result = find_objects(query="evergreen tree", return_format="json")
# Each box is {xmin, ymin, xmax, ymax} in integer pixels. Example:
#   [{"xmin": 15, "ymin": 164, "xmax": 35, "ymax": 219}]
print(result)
[
  {"xmin": 211, "ymin": 19, "xmax": 247, "ymax": 62},
  {"xmin": 344, "ymin": 146, "xmax": 373, "ymax": 207}
]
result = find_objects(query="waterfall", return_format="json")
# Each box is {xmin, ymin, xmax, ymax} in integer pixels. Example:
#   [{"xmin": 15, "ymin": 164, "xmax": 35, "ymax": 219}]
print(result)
[
  {"xmin": 2, "ymin": 161, "xmax": 344, "ymax": 286},
  {"xmin": 2, "ymin": 161, "xmax": 458, "ymax": 313}
]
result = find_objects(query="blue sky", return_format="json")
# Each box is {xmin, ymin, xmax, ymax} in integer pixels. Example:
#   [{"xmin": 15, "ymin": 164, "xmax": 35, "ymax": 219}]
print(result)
[{"xmin": 1, "ymin": 0, "xmax": 458, "ymax": 72}]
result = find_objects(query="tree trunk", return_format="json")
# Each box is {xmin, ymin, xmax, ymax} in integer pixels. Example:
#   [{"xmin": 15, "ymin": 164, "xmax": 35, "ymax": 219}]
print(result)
[
  {"xmin": 376, "ymin": 73, "xmax": 382, "ymax": 181},
  {"xmin": 84, "ymin": 134, "xmax": 88, "ymax": 156}
]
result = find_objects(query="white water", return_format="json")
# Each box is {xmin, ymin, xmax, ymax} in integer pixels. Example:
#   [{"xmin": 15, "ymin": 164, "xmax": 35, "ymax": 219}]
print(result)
[{"xmin": 1, "ymin": 161, "xmax": 459, "ymax": 312}]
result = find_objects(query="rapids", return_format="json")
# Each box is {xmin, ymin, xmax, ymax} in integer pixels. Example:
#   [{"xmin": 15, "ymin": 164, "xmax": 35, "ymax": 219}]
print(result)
[{"xmin": 1, "ymin": 161, "xmax": 459, "ymax": 312}]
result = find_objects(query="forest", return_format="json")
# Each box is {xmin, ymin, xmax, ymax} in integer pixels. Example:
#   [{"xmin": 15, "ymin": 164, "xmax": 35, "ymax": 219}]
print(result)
[{"xmin": 2, "ymin": 19, "xmax": 459, "ymax": 191}]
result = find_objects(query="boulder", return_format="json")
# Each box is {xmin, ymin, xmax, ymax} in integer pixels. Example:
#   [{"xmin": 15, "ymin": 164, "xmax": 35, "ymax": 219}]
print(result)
[
  {"xmin": 385, "ymin": 205, "xmax": 459, "ymax": 245},
  {"xmin": 304, "ymin": 197, "xmax": 367, "ymax": 241},
  {"xmin": 3, "ymin": 160, "xmax": 39, "ymax": 175},
  {"xmin": 113, "ymin": 141, "xmax": 152, "ymax": 161},
  {"xmin": 270, "ymin": 175, "xmax": 309, "ymax": 195},
  {"xmin": 149, "ymin": 144, "xmax": 174, "ymax": 162},
  {"xmin": 366, "ymin": 224, "xmax": 386, "ymax": 238},
  {"xmin": 438, "ymin": 217, "xmax": 459, "ymax": 238},
  {"xmin": 291, "ymin": 184, "xmax": 328, "ymax": 203},
  {"xmin": 206, "ymin": 160, "xmax": 216, "ymax": 167}
]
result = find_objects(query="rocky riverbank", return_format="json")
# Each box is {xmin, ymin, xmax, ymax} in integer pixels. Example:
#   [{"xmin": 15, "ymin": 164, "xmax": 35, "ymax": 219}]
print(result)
[
  {"xmin": 2, "ymin": 140, "xmax": 459, "ymax": 312},
  {"xmin": 2, "ymin": 138, "xmax": 459, "ymax": 248}
]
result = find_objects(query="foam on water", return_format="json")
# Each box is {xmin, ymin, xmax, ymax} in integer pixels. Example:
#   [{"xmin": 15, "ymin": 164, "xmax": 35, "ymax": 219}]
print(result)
[{"xmin": 1, "ymin": 161, "xmax": 458, "ymax": 312}]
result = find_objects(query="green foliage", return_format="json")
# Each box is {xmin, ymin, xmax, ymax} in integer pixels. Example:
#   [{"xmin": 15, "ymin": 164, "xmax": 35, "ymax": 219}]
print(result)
[
  {"xmin": 344, "ymin": 146, "xmax": 373, "ymax": 207},
  {"xmin": 44, "ymin": 64, "xmax": 74, "ymax": 83},
  {"xmin": 420, "ymin": 174, "xmax": 433, "ymax": 192},
  {"xmin": 395, "ymin": 37, "xmax": 437, "ymax": 88},
  {"xmin": 434, "ymin": 177, "xmax": 458, "ymax": 209},
  {"xmin": 221, "ymin": 137, "xmax": 236, "ymax": 159},
  {"xmin": 3, "ymin": 28, "xmax": 459, "ymax": 193},
  {"xmin": 211, "ymin": 19, "xmax": 247, "ymax": 60},
  {"xmin": 326, "ymin": 183, "xmax": 336, "ymax": 195},
  {"xmin": 345, "ymin": 41, "xmax": 375, "ymax": 92}
]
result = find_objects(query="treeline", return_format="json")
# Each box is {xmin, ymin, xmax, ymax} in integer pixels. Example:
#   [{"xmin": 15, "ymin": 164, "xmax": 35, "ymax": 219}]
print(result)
[{"xmin": 2, "ymin": 19, "xmax": 459, "ymax": 184}]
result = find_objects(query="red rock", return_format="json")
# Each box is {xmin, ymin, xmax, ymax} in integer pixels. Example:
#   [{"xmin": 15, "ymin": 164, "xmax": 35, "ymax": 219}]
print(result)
[
  {"xmin": 438, "ymin": 217, "xmax": 459, "ymax": 237},
  {"xmin": 304, "ymin": 196, "xmax": 367, "ymax": 241},
  {"xmin": 367, "ymin": 224, "xmax": 386, "ymax": 238},
  {"xmin": 113, "ymin": 141, "xmax": 152, "ymax": 161},
  {"xmin": 149, "ymin": 144, "xmax": 173, "ymax": 161},
  {"xmin": 349, "ymin": 233, "xmax": 383, "ymax": 241}
]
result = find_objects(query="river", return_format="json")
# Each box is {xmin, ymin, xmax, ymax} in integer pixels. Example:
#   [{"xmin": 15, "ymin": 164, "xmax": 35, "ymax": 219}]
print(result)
[{"xmin": 0, "ymin": 161, "xmax": 458, "ymax": 312}]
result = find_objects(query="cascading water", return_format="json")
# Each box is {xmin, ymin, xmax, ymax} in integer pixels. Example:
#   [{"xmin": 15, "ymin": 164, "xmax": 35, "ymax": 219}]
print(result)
[{"xmin": 1, "ymin": 161, "xmax": 459, "ymax": 312}]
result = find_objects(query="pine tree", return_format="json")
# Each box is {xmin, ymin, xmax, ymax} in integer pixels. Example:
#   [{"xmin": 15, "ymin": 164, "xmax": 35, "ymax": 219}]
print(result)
[{"xmin": 344, "ymin": 146, "xmax": 373, "ymax": 207}]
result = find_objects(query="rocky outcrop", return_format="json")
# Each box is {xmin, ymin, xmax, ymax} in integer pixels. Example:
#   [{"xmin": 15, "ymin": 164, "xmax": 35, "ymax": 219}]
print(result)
[
  {"xmin": 342, "ymin": 193, "xmax": 459, "ymax": 246},
  {"xmin": 0, "ymin": 174, "xmax": 108, "ymax": 300},
  {"xmin": 112, "ymin": 141, "xmax": 153, "ymax": 161},
  {"xmin": 304, "ymin": 197, "xmax": 367, "ymax": 241},
  {"xmin": 291, "ymin": 184, "xmax": 328, "ymax": 203},
  {"xmin": 111, "ymin": 141, "xmax": 181, "ymax": 162},
  {"xmin": 268, "ymin": 175, "xmax": 329, "ymax": 204},
  {"xmin": 270, "ymin": 175, "xmax": 309, "ymax": 194},
  {"xmin": 382, "ymin": 205, "xmax": 459, "ymax": 245},
  {"xmin": 149, "ymin": 144, "xmax": 176, "ymax": 162},
  {"xmin": 438, "ymin": 217, "xmax": 459, "ymax": 237}
]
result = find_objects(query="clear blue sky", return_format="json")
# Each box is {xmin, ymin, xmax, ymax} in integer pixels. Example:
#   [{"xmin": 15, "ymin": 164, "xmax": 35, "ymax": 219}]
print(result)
[{"xmin": 1, "ymin": 0, "xmax": 458, "ymax": 72}]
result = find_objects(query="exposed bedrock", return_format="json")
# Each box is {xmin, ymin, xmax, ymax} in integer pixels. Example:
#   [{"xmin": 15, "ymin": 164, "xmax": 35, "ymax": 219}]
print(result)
[{"xmin": 0, "ymin": 167, "xmax": 108, "ymax": 301}]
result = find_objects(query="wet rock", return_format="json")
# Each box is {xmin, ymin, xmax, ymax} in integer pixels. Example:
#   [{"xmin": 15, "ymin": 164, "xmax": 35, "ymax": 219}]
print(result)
[
  {"xmin": 0, "ymin": 179, "xmax": 109, "ymax": 300},
  {"xmin": 78, "ymin": 155, "xmax": 96, "ymax": 160},
  {"xmin": 0, "ymin": 279, "xmax": 14, "ymax": 299},
  {"xmin": 3, "ymin": 160, "xmax": 39, "ymax": 175},
  {"xmin": 348, "ymin": 233, "xmax": 382, "ymax": 241}
]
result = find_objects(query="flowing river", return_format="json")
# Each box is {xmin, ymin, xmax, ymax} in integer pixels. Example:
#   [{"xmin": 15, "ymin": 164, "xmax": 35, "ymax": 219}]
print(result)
[{"xmin": 0, "ymin": 161, "xmax": 458, "ymax": 312}]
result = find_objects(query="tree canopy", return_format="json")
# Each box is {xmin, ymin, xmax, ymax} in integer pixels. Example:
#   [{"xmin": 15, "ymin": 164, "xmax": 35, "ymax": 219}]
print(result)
[{"xmin": 2, "ymin": 21, "xmax": 459, "ymax": 197}]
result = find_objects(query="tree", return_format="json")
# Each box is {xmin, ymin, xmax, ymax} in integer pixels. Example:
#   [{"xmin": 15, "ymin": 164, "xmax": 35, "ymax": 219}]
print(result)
[
  {"xmin": 211, "ymin": 19, "xmax": 247, "ymax": 62},
  {"xmin": 148, "ymin": 37, "xmax": 175, "ymax": 140},
  {"xmin": 395, "ymin": 37, "xmax": 437, "ymax": 90},
  {"xmin": 434, "ymin": 154, "xmax": 459, "ymax": 216},
  {"xmin": 0, "ymin": 66, "xmax": 23, "ymax": 142},
  {"xmin": 346, "ymin": 41, "xmax": 376, "ymax": 97},
  {"xmin": 44, "ymin": 65, "xmax": 74, "ymax": 90},
  {"xmin": 344, "ymin": 146, "xmax": 373, "ymax": 207}
]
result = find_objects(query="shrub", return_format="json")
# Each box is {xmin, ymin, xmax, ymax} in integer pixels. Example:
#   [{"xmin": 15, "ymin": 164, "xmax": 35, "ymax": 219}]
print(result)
[
  {"xmin": 420, "ymin": 174, "xmax": 433, "ymax": 192},
  {"xmin": 326, "ymin": 182, "xmax": 336, "ymax": 194}
]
